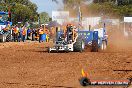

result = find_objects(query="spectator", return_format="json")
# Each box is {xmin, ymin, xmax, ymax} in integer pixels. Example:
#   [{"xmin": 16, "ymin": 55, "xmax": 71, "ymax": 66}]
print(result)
[
  {"xmin": 27, "ymin": 28, "xmax": 31, "ymax": 40},
  {"xmin": 13, "ymin": 25, "xmax": 19, "ymax": 42},
  {"xmin": 22, "ymin": 26, "xmax": 27, "ymax": 42},
  {"xmin": 18, "ymin": 27, "xmax": 21, "ymax": 42},
  {"xmin": 39, "ymin": 27, "xmax": 43, "ymax": 43},
  {"xmin": 32, "ymin": 28, "xmax": 36, "ymax": 41}
]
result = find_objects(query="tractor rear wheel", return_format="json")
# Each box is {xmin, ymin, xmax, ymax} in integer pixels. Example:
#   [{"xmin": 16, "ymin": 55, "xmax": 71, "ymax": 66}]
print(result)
[
  {"xmin": 0, "ymin": 34, "xmax": 6, "ymax": 42},
  {"xmin": 73, "ymin": 38, "xmax": 85, "ymax": 52},
  {"xmin": 91, "ymin": 40, "xmax": 98, "ymax": 52}
]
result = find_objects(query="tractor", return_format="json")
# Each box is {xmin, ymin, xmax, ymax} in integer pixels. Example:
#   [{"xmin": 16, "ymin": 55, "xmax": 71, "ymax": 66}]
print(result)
[
  {"xmin": 0, "ymin": 11, "xmax": 12, "ymax": 42},
  {"xmin": 48, "ymin": 23, "xmax": 108, "ymax": 52}
]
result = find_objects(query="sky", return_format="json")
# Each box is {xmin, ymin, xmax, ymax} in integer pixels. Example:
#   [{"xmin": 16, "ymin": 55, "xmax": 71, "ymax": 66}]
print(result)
[{"xmin": 30, "ymin": 0, "xmax": 63, "ymax": 17}]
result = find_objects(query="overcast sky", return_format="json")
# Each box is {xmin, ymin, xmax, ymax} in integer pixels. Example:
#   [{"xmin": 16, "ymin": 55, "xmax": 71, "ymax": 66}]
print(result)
[{"xmin": 30, "ymin": 0, "xmax": 63, "ymax": 17}]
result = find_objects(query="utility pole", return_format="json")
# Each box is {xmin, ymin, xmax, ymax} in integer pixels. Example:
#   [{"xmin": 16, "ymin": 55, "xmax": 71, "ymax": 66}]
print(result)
[
  {"xmin": 38, "ymin": 14, "xmax": 40, "ymax": 27},
  {"xmin": 78, "ymin": 6, "xmax": 82, "ymax": 29},
  {"xmin": 128, "ymin": 0, "xmax": 129, "ymax": 4},
  {"xmin": 78, "ymin": 6, "xmax": 81, "ymax": 22}
]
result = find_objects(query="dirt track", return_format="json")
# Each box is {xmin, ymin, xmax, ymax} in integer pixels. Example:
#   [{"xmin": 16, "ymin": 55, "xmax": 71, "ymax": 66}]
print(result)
[{"xmin": 0, "ymin": 39, "xmax": 131, "ymax": 88}]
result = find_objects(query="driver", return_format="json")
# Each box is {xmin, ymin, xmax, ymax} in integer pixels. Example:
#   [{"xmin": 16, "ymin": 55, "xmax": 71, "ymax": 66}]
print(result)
[{"xmin": 65, "ymin": 24, "xmax": 77, "ymax": 43}]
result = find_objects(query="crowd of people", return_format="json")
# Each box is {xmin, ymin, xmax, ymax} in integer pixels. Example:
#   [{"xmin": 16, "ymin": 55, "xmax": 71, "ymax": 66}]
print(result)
[
  {"xmin": 4, "ymin": 25, "xmax": 51, "ymax": 43},
  {"xmin": 10, "ymin": 25, "xmax": 31, "ymax": 42}
]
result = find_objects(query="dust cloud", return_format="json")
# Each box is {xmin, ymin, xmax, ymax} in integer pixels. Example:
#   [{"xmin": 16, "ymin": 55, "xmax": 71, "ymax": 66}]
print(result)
[{"xmin": 61, "ymin": 3, "xmax": 132, "ymax": 52}]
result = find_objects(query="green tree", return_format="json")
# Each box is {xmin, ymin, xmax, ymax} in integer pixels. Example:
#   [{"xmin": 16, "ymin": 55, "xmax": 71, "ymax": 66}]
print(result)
[
  {"xmin": 88, "ymin": 2, "xmax": 132, "ymax": 18},
  {"xmin": 53, "ymin": 0, "xmax": 86, "ymax": 8},
  {"xmin": 39, "ymin": 12, "xmax": 50, "ymax": 24},
  {"xmin": 0, "ymin": 0, "xmax": 38, "ymax": 24},
  {"xmin": 12, "ymin": 4, "xmax": 33, "ymax": 23}
]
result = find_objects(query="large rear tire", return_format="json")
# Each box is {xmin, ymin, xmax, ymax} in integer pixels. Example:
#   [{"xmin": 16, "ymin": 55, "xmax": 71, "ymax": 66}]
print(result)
[
  {"xmin": 0, "ymin": 34, "xmax": 6, "ymax": 42},
  {"xmin": 73, "ymin": 38, "xmax": 85, "ymax": 52},
  {"xmin": 91, "ymin": 40, "xmax": 98, "ymax": 52}
]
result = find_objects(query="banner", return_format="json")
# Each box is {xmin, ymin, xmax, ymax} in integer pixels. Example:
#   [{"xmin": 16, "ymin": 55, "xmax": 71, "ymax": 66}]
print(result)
[{"xmin": 124, "ymin": 17, "xmax": 132, "ymax": 22}]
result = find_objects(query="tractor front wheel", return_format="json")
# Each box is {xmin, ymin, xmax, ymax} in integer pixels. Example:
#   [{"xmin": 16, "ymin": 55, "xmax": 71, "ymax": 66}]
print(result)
[{"xmin": 73, "ymin": 38, "xmax": 85, "ymax": 52}]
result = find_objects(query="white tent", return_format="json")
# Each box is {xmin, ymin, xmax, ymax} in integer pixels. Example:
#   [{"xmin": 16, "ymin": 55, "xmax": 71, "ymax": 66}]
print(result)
[{"xmin": 124, "ymin": 17, "xmax": 132, "ymax": 22}]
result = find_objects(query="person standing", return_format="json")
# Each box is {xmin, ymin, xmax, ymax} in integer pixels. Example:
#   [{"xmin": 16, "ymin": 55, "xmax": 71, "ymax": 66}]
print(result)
[
  {"xmin": 11, "ymin": 26, "xmax": 14, "ymax": 41},
  {"xmin": 45, "ymin": 27, "xmax": 49, "ymax": 42},
  {"xmin": 19, "ymin": 26, "xmax": 23, "ymax": 41},
  {"xmin": 13, "ymin": 25, "xmax": 19, "ymax": 42},
  {"xmin": 27, "ymin": 28, "xmax": 31, "ymax": 40},
  {"xmin": 18, "ymin": 27, "xmax": 21, "ymax": 42},
  {"xmin": 22, "ymin": 26, "xmax": 26, "ymax": 42},
  {"xmin": 32, "ymin": 28, "xmax": 36, "ymax": 41},
  {"xmin": 39, "ymin": 27, "xmax": 43, "ymax": 43},
  {"xmin": 13, "ymin": 26, "xmax": 16, "ymax": 42}
]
